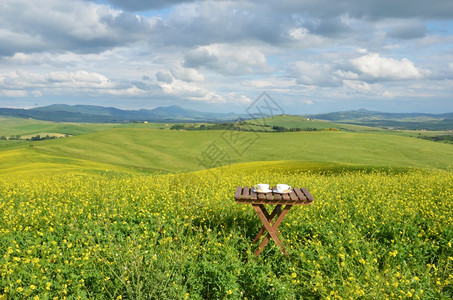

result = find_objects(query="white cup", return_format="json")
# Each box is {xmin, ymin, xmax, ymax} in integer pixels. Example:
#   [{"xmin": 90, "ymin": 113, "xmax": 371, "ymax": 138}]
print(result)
[
  {"xmin": 256, "ymin": 183, "xmax": 269, "ymax": 192},
  {"xmin": 277, "ymin": 184, "xmax": 290, "ymax": 193}
]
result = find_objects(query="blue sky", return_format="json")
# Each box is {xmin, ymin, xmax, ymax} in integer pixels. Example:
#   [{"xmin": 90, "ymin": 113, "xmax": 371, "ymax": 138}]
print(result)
[{"xmin": 0, "ymin": 0, "xmax": 452, "ymax": 114}]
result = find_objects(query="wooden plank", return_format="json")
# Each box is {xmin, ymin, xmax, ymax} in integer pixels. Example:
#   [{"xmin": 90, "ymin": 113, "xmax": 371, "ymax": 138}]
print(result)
[
  {"xmin": 289, "ymin": 190, "xmax": 298, "ymax": 201},
  {"xmin": 301, "ymin": 187, "xmax": 315, "ymax": 203},
  {"xmin": 240, "ymin": 199, "xmax": 307, "ymax": 205},
  {"xmin": 235, "ymin": 187, "xmax": 314, "ymax": 205},
  {"xmin": 265, "ymin": 191, "xmax": 273, "ymax": 201},
  {"xmin": 234, "ymin": 186, "xmax": 242, "ymax": 200},
  {"xmin": 250, "ymin": 188, "xmax": 257, "ymax": 200},
  {"xmin": 259, "ymin": 204, "xmax": 270, "ymax": 219},
  {"xmin": 243, "ymin": 186, "xmax": 250, "ymax": 200},
  {"xmin": 294, "ymin": 188, "xmax": 307, "ymax": 202},
  {"xmin": 282, "ymin": 193, "xmax": 290, "ymax": 201}
]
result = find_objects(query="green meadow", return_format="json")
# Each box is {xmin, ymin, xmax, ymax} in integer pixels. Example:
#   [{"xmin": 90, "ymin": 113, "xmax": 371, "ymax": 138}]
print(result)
[
  {"xmin": 1, "ymin": 115, "xmax": 453, "ymax": 177},
  {"xmin": 0, "ymin": 116, "xmax": 169, "ymax": 137},
  {"xmin": 245, "ymin": 115, "xmax": 383, "ymax": 132},
  {"xmin": 1, "ymin": 116, "xmax": 452, "ymax": 299}
]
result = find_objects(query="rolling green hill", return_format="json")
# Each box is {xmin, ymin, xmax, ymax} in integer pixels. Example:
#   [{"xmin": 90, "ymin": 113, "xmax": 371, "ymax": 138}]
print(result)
[
  {"xmin": 0, "ymin": 116, "xmax": 170, "ymax": 138},
  {"xmin": 1, "ymin": 127, "xmax": 452, "ymax": 177},
  {"xmin": 167, "ymin": 115, "xmax": 386, "ymax": 132},
  {"xmin": 0, "ymin": 147, "xmax": 134, "ymax": 177},
  {"xmin": 308, "ymin": 109, "xmax": 453, "ymax": 122},
  {"xmin": 244, "ymin": 115, "xmax": 385, "ymax": 132},
  {"xmin": 309, "ymin": 109, "xmax": 453, "ymax": 130},
  {"xmin": 0, "ymin": 116, "xmax": 113, "ymax": 137}
]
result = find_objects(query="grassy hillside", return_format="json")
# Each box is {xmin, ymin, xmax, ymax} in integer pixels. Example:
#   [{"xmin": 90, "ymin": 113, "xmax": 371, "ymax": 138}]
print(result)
[
  {"xmin": 245, "ymin": 115, "xmax": 381, "ymax": 132},
  {"xmin": 309, "ymin": 110, "xmax": 453, "ymax": 130},
  {"xmin": 0, "ymin": 116, "xmax": 111, "ymax": 136},
  {"xmin": 0, "ymin": 116, "xmax": 169, "ymax": 138},
  {"xmin": 0, "ymin": 147, "xmax": 135, "ymax": 177},
  {"xmin": 1, "ymin": 128, "xmax": 452, "ymax": 177},
  {"xmin": 170, "ymin": 115, "xmax": 384, "ymax": 132}
]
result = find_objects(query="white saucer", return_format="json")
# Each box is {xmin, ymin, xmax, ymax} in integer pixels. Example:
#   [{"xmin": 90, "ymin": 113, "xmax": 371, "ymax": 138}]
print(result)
[
  {"xmin": 252, "ymin": 188, "xmax": 272, "ymax": 193},
  {"xmin": 272, "ymin": 188, "xmax": 292, "ymax": 194}
]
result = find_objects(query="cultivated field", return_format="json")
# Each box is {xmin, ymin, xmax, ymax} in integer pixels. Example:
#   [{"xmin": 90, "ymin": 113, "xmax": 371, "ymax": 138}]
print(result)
[{"xmin": 0, "ymin": 116, "xmax": 452, "ymax": 299}]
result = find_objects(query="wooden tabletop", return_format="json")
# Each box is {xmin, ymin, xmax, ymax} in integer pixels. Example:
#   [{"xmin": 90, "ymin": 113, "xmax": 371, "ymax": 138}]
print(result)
[{"xmin": 234, "ymin": 186, "xmax": 314, "ymax": 205}]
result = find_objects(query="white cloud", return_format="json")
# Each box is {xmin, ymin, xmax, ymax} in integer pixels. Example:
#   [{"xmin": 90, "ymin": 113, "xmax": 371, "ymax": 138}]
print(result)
[
  {"xmin": 157, "ymin": 79, "xmax": 225, "ymax": 103},
  {"xmin": 335, "ymin": 70, "xmax": 359, "ymax": 80},
  {"xmin": 241, "ymin": 80, "xmax": 276, "ymax": 88},
  {"xmin": 102, "ymin": 86, "xmax": 146, "ymax": 96},
  {"xmin": 351, "ymin": 53, "xmax": 425, "ymax": 81},
  {"xmin": 48, "ymin": 71, "xmax": 110, "ymax": 87},
  {"xmin": 31, "ymin": 90, "xmax": 43, "ymax": 97},
  {"xmin": 0, "ymin": 70, "xmax": 145, "ymax": 97},
  {"xmin": 226, "ymin": 92, "xmax": 252, "ymax": 104},
  {"xmin": 184, "ymin": 44, "xmax": 269, "ymax": 75},
  {"xmin": 241, "ymin": 78, "xmax": 301, "ymax": 96},
  {"xmin": 285, "ymin": 27, "xmax": 328, "ymax": 48},
  {"xmin": 287, "ymin": 61, "xmax": 339, "ymax": 87},
  {"xmin": 0, "ymin": 90, "xmax": 29, "ymax": 97},
  {"xmin": 288, "ymin": 28, "xmax": 309, "ymax": 41},
  {"xmin": 0, "ymin": 0, "xmax": 155, "ymax": 56},
  {"xmin": 342, "ymin": 79, "xmax": 373, "ymax": 93},
  {"xmin": 1, "ymin": 51, "xmax": 108, "ymax": 69},
  {"xmin": 382, "ymin": 91, "xmax": 397, "ymax": 98},
  {"xmin": 170, "ymin": 66, "xmax": 205, "ymax": 82},
  {"xmin": 0, "ymin": 70, "xmax": 47, "ymax": 87},
  {"xmin": 3, "ymin": 52, "xmax": 45, "ymax": 65}
]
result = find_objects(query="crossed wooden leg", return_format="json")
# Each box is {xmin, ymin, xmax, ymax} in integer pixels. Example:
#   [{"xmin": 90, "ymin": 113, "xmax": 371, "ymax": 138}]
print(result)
[
  {"xmin": 252, "ymin": 204, "xmax": 292, "ymax": 257},
  {"xmin": 253, "ymin": 205, "xmax": 281, "ymax": 243}
]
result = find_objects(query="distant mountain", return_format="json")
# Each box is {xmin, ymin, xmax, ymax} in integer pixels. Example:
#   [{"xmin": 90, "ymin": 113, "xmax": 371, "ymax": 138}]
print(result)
[
  {"xmin": 36, "ymin": 104, "xmax": 125, "ymax": 116},
  {"xmin": 1, "ymin": 105, "xmax": 452, "ymax": 129},
  {"xmin": 147, "ymin": 105, "xmax": 238, "ymax": 120},
  {"xmin": 307, "ymin": 109, "xmax": 453, "ymax": 121},
  {"xmin": 0, "ymin": 104, "xmax": 243, "ymax": 123},
  {"xmin": 307, "ymin": 109, "xmax": 453, "ymax": 130}
]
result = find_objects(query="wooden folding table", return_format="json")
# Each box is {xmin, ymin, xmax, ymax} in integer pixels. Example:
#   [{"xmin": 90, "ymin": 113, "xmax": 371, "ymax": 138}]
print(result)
[{"xmin": 234, "ymin": 186, "xmax": 314, "ymax": 257}]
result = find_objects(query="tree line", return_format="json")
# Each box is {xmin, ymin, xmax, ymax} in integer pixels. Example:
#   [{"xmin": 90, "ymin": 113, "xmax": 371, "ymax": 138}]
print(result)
[
  {"xmin": 1, "ymin": 134, "xmax": 67, "ymax": 141},
  {"xmin": 170, "ymin": 122, "xmax": 328, "ymax": 132}
]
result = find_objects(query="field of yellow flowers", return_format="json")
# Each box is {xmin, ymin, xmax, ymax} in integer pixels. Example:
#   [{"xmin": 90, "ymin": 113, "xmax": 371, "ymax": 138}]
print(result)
[{"xmin": 1, "ymin": 168, "xmax": 452, "ymax": 299}]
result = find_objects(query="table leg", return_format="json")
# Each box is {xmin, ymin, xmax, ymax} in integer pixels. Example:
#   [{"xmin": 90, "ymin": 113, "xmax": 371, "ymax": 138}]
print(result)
[
  {"xmin": 253, "ymin": 205, "xmax": 282, "ymax": 243},
  {"xmin": 253, "ymin": 204, "xmax": 292, "ymax": 257}
]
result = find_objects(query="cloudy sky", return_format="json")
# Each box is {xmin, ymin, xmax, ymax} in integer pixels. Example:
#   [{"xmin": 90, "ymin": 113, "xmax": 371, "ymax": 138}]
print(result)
[{"xmin": 1, "ymin": 0, "xmax": 452, "ymax": 114}]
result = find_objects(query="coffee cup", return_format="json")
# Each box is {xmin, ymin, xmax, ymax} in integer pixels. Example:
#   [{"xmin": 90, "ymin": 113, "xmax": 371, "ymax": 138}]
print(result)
[
  {"xmin": 256, "ymin": 183, "xmax": 269, "ymax": 192},
  {"xmin": 277, "ymin": 184, "xmax": 290, "ymax": 193}
]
